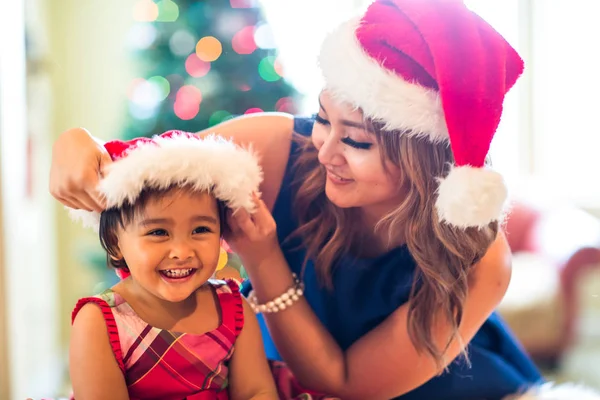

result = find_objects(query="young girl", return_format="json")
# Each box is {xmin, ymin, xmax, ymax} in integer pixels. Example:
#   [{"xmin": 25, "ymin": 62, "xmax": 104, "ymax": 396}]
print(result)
[{"xmin": 68, "ymin": 131, "xmax": 278, "ymax": 400}]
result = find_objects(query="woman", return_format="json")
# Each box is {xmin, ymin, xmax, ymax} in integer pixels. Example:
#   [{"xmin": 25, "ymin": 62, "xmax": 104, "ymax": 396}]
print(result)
[{"xmin": 50, "ymin": 0, "xmax": 598, "ymax": 399}]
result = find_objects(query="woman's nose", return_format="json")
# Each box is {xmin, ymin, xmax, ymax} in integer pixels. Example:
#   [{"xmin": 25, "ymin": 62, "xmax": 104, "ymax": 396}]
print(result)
[{"xmin": 317, "ymin": 133, "xmax": 344, "ymax": 166}]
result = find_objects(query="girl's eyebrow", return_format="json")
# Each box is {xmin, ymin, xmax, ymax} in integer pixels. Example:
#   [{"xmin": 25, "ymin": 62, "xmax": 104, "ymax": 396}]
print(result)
[{"xmin": 139, "ymin": 215, "xmax": 217, "ymax": 226}]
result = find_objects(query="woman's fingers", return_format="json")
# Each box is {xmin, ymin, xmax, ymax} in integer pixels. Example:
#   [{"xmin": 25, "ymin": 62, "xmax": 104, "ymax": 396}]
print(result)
[
  {"xmin": 64, "ymin": 193, "xmax": 99, "ymax": 212},
  {"xmin": 233, "ymin": 208, "xmax": 257, "ymax": 236},
  {"xmin": 49, "ymin": 127, "xmax": 111, "ymax": 212},
  {"xmin": 250, "ymin": 195, "xmax": 275, "ymax": 231}
]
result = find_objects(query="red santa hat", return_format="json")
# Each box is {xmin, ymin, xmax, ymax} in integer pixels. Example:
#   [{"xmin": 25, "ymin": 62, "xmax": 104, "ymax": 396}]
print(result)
[
  {"xmin": 318, "ymin": 0, "xmax": 524, "ymax": 229},
  {"xmin": 67, "ymin": 130, "xmax": 263, "ymax": 231}
]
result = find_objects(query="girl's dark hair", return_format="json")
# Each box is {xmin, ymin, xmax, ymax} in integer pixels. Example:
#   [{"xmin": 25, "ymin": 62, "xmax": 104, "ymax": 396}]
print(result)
[{"xmin": 98, "ymin": 185, "xmax": 227, "ymax": 270}]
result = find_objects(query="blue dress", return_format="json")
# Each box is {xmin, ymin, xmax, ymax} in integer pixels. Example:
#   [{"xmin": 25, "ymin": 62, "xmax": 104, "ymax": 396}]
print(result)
[{"xmin": 242, "ymin": 117, "xmax": 544, "ymax": 400}]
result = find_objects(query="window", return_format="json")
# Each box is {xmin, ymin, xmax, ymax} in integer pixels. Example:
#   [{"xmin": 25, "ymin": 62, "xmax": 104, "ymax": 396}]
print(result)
[
  {"xmin": 260, "ymin": 0, "xmax": 366, "ymax": 111},
  {"xmin": 465, "ymin": 0, "xmax": 524, "ymax": 184},
  {"xmin": 528, "ymin": 0, "xmax": 600, "ymax": 207}
]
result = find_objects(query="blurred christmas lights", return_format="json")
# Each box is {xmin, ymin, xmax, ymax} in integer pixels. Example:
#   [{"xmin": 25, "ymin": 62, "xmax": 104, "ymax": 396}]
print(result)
[{"xmin": 196, "ymin": 36, "xmax": 223, "ymax": 62}]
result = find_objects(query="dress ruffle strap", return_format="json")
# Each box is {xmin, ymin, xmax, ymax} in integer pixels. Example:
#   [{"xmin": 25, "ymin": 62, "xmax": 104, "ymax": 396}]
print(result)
[
  {"xmin": 218, "ymin": 279, "xmax": 244, "ymax": 338},
  {"xmin": 72, "ymin": 297, "xmax": 125, "ymax": 373}
]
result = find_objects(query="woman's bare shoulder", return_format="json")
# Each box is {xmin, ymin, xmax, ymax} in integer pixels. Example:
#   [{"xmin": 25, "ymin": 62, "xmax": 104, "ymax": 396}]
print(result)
[{"xmin": 471, "ymin": 230, "xmax": 512, "ymax": 301}]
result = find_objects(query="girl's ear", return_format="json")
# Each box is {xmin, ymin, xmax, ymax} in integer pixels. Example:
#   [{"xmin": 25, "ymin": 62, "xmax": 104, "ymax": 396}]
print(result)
[{"xmin": 109, "ymin": 242, "xmax": 123, "ymax": 261}]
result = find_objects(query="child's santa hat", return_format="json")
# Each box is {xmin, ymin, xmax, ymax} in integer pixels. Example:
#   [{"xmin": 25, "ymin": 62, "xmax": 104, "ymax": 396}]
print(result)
[
  {"xmin": 318, "ymin": 0, "xmax": 524, "ymax": 229},
  {"xmin": 67, "ymin": 130, "xmax": 263, "ymax": 231}
]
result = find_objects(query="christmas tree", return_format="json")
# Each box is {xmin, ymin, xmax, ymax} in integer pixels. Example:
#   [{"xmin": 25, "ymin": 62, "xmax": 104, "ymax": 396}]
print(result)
[
  {"xmin": 88, "ymin": 0, "xmax": 298, "ymax": 289},
  {"xmin": 123, "ymin": 0, "xmax": 299, "ymax": 140}
]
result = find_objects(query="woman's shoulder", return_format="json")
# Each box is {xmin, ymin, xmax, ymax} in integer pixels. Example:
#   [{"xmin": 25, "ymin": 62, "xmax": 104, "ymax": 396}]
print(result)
[{"xmin": 470, "ymin": 230, "xmax": 512, "ymax": 300}]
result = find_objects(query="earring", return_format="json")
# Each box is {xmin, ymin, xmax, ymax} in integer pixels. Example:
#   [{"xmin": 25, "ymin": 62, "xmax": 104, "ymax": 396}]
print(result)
[{"xmin": 216, "ymin": 247, "xmax": 228, "ymax": 271}]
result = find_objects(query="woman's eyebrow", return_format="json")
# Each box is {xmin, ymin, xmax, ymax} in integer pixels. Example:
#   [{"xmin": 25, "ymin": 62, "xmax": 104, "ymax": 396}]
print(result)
[{"xmin": 341, "ymin": 119, "xmax": 374, "ymax": 133}]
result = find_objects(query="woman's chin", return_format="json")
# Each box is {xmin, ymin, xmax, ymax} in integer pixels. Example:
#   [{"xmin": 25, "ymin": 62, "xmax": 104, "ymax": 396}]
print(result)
[{"xmin": 325, "ymin": 185, "xmax": 355, "ymax": 209}]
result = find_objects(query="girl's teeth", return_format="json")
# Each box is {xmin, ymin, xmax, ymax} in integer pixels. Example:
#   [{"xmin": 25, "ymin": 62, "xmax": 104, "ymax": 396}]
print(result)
[{"xmin": 162, "ymin": 268, "xmax": 193, "ymax": 278}]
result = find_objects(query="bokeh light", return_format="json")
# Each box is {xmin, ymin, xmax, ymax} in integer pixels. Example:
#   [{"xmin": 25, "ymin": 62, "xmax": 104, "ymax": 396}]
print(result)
[
  {"xmin": 238, "ymin": 84, "xmax": 251, "ymax": 92},
  {"xmin": 127, "ymin": 23, "xmax": 158, "ymax": 50},
  {"xmin": 185, "ymin": 54, "xmax": 211, "ymax": 78},
  {"xmin": 245, "ymin": 107, "xmax": 263, "ymax": 114},
  {"xmin": 133, "ymin": 0, "xmax": 159, "ymax": 22},
  {"xmin": 169, "ymin": 30, "xmax": 196, "ymax": 57},
  {"xmin": 258, "ymin": 56, "xmax": 281, "ymax": 82},
  {"xmin": 209, "ymin": 110, "xmax": 233, "ymax": 126},
  {"xmin": 275, "ymin": 97, "xmax": 295, "ymax": 113},
  {"xmin": 177, "ymin": 85, "xmax": 202, "ymax": 104},
  {"xmin": 174, "ymin": 85, "xmax": 202, "ymax": 120},
  {"xmin": 215, "ymin": 13, "xmax": 247, "ymax": 37},
  {"xmin": 229, "ymin": 0, "xmax": 257, "ymax": 8},
  {"xmin": 147, "ymin": 76, "xmax": 170, "ymax": 100},
  {"xmin": 174, "ymin": 101, "xmax": 200, "ymax": 120},
  {"xmin": 127, "ymin": 78, "xmax": 146, "ymax": 99},
  {"xmin": 196, "ymin": 36, "xmax": 223, "ymax": 62},
  {"xmin": 194, "ymin": 70, "xmax": 223, "ymax": 98},
  {"xmin": 156, "ymin": 0, "xmax": 179, "ymax": 22},
  {"xmin": 274, "ymin": 57, "xmax": 285, "ymax": 77},
  {"xmin": 128, "ymin": 77, "xmax": 164, "ymax": 120},
  {"xmin": 232, "ymin": 26, "xmax": 257, "ymax": 55},
  {"xmin": 253, "ymin": 23, "xmax": 276, "ymax": 49},
  {"xmin": 131, "ymin": 79, "xmax": 163, "ymax": 108},
  {"xmin": 129, "ymin": 103, "xmax": 157, "ymax": 120}
]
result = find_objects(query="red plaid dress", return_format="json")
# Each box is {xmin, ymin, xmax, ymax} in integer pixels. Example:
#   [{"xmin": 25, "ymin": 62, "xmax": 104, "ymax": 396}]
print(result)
[{"xmin": 72, "ymin": 280, "xmax": 243, "ymax": 400}]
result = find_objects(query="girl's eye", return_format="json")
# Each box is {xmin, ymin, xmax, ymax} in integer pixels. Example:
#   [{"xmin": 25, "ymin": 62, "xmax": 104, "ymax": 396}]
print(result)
[
  {"xmin": 341, "ymin": 136, "xmax": 372, "ymax": 150},
  {"xmin": 147, "ymin": 229, "xmax": 168, "ymax": 236},
  {"xmin": 193, "ymin": 226, "xmax": 212, "ymax": 234},
  {"xmin": 313, "ymin": 113, "xmax": 330, "ymax": 126}
]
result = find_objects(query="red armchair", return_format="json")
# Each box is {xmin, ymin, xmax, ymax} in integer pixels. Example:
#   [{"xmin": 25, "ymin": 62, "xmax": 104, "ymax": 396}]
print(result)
[{"xmin": 501, "ymin": 199, "xmax": 600, "ymax": 366}]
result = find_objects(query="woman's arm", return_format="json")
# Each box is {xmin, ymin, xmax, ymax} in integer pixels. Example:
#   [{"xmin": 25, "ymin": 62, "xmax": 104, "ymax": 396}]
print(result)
[
  {"xmin": 70, "ymin": 303, "xmax": 129, "ymax": 400},
  {"xmin": 195, "ymin": 112, "xmax": 293, "ymax": 210},
  {"xmin": 227, "ymin": 299, "xmax": 279, "ymax": 400},
  {"xmin": 50, "ymin": 112, "xmax": 294, "ymax": 211},
  {"xmin": 228, "ymin": 200, "xmax": 513, "ymax": 400}
]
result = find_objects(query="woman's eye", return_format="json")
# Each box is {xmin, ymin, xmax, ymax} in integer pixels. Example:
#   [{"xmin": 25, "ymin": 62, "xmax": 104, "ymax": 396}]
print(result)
[
  {"xmin": 313, "ymin": 113, "xmax": 330, "ymax": 126},
  {"xmin": 341, "ymin": 136, "xmax": 372, "ymax": 150},
  {"xmin": 147, "ymin": 229, "xmax": 168, "ymax": 236},
  {"xmin": 193, "ymin": 226, "xmax": 212, "ymax": 234}
]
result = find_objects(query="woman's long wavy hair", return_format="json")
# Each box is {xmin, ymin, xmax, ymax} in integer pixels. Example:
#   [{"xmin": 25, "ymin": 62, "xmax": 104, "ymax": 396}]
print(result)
[{"xmin": 290, "ymin": 120, "xmax": 498, "ymax": 372}]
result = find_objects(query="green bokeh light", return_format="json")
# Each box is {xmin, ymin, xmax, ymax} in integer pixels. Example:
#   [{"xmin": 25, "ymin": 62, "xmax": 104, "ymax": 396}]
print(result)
[
  {"xmin": 209, "ymin": 110, "xmax": 233, "ymax": 126},
  {"xmin": 156, "ymin": 0, "xmax": 179, "ymax": 22},
  {"xmin": 258, "ymin": 56, "xmax": 281, "ymax": 82},
  {"xmin": 148, "ymin": 75, "xmax": 170, "ymax": 100}
]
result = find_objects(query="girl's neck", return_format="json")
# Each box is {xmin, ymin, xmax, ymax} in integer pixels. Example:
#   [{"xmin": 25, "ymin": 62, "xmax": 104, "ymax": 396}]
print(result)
[{"xmin": 116, "ymin": 278, "xmax": 204, "ymax": 326}]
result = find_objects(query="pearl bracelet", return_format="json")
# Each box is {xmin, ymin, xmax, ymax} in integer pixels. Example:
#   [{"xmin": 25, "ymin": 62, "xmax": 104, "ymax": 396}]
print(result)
[{"xmin": 247, "ymin": 273, "xmax": 305, "ymax": 314}]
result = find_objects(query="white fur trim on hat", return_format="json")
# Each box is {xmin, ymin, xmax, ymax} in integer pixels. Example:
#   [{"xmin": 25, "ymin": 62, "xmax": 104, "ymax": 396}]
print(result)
[
  {"xmin": 504, "ymin": 382, "xmax": 600, "ymax": 400},
  {"xmin": 66, "ymin": 134, "xmax": 263, "ymax": 232},
  {"xmin": 317, "ymin": 17, "xmax": 448, "ymax": 142},
  {"xmin": 435, "ymin": 165, "xmax": 508, "ymax": 228},
  {"xmin": 66, "ymin": 208, "xmax": 102, "ymax": 231}
]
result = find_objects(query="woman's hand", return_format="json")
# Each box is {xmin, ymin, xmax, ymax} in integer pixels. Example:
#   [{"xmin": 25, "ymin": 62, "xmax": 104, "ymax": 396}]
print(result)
[
  {"xmin": 49, "ymin": 128, "xmax": 112, "ymax": 212},
  {"xmin": 225, "ymin": 194, "xmax": 281, "ymax": 272}
]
